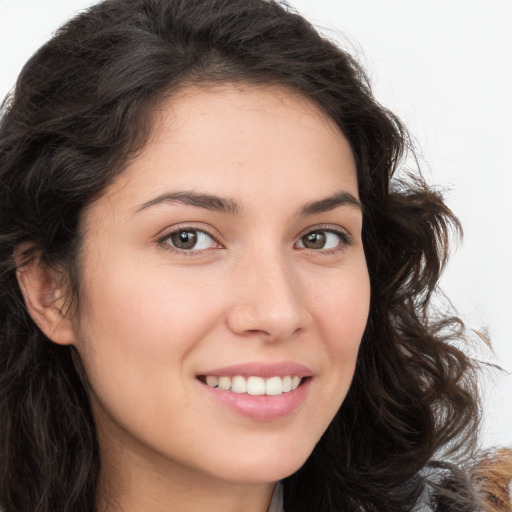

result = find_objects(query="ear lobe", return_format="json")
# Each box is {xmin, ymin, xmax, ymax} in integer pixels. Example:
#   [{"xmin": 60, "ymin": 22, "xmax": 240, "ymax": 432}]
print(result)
[{"xmin": 15, "ymin": 246, "xmax": 77, "ymax": 346}]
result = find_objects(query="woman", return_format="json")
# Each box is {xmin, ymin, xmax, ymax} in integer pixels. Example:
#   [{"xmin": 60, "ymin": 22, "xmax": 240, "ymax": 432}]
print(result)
[{"xmin": 0, "ymin": 0, "xmax": 509, "ymax": 511}]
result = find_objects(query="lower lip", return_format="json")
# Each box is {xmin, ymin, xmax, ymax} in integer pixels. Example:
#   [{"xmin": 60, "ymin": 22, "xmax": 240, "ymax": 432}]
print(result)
[{"xmin": 199, "ymin": 378, "xmax": 311, "ymax": 421}]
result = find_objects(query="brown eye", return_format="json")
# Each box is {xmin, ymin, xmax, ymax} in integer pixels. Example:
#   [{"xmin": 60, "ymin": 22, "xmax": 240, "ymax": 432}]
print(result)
[
  {"xmin": 296, "ymin": 229, "xmax": 348, "ymax": 251},
  {"xmin": 164, "ymin": 230, "xmax": 216, "ymax": 251},
  {"xmin": 300, "ymin": 232, "xmax": 327, "ymax": 249}
]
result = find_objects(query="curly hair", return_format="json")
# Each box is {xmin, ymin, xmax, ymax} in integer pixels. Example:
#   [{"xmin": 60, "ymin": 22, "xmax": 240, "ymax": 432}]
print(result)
[{"xmin": 0, "ymin": 0, "xmax": 506, "ymax": 511}]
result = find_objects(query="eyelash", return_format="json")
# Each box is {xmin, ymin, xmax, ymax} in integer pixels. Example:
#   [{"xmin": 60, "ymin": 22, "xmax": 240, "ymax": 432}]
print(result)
[
  {"xmin": 157, "ymin": 224, "xmax": 221, "ymax": 256},
  {"xmin": 157, "ymin": 224, "xmax": 352, "ymax": 255},
  {"xmin": 296, "ymin": 224, "xmax": 352, "ymax": 254}
]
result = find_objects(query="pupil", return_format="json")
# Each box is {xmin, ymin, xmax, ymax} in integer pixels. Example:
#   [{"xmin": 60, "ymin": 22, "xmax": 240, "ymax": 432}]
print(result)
[
  {"xmin": 172, "ymin": 231, "xmax": 197, "ymax": 249},
  {"xmin": 303, "ymin": 232, "xmax": 325, "ymax": 249}
]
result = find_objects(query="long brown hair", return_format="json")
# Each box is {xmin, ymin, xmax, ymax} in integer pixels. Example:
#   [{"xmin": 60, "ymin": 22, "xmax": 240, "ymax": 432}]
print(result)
[{"xmin": 0, "ymin": 0, "xmax": 507, "ymax": 510}]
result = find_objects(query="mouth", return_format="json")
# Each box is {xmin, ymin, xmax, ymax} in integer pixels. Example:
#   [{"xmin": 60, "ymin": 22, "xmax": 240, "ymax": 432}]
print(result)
[
  {"xmin": 195, "ymin": 361, "xmax": 312, "ymax": 420},
  {"xmin": 196, "ymin": 363, "xmax": 312, "ymax": 420},
  {"xmin": 197, "ymin": 374, "xmax": 305, "ymax": 396}
]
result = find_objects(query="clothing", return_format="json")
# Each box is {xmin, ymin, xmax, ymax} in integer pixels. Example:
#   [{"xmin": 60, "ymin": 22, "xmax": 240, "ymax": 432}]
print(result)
[{"xmin": 268, "ymin": 483, "xmax": 284, "ymax": 512}]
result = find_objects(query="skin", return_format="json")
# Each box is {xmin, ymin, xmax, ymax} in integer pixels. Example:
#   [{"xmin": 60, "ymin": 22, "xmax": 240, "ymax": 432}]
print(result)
[{"xmin": 20, "ymin": 84, "xmax": 371, "ymax": 512}]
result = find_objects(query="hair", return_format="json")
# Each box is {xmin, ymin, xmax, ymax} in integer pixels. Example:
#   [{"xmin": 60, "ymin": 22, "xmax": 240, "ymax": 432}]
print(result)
[{"xmin": 0, "ymin": 0, "xmax": 510, "ymax": 511}]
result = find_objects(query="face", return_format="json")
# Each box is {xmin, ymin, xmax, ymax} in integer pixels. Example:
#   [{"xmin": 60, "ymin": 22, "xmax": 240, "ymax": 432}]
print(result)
[{"xmin": 71, "ymin": 85, "xmax": 370, "ymax": 487}]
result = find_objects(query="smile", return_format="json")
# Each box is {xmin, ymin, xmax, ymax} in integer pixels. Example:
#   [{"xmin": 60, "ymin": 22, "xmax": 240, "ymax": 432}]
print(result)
[
  {"xmin": 196, "ymin": 362, "xmax": 312, "ymax": 420},
  {"xmin": 201, "ymin": 375, "xmax": 303, "ymax": 396}
]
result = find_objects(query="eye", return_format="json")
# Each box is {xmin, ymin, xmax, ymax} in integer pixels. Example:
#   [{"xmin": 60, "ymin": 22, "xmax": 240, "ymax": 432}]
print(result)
[
  {"xmin": 162, "ymin": 229, "xmax": 218, "ymax": 251},
  {"xmin": 296, "ymin": 229, "xmax": 349, "ymax": 251}
]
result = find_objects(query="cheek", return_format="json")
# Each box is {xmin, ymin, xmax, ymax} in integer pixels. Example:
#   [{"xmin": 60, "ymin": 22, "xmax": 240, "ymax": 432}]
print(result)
[
  {"xmin": 79, "ymin": 256, "xmax": 219, "ymax": 344},
  {"xmin": 73, "ymin": 261, "xmax": 222, "ymax": 404},
  {"xmin": 310, "ymin": 263, "xmax": 370, "ymax": 393},
  {"xmin": 313, "ymin": 263, "xmax": 370, "ymax": 345},
  {"xmin": 72, "ymin": 263, "xmax": 232, "ymax": 461}
]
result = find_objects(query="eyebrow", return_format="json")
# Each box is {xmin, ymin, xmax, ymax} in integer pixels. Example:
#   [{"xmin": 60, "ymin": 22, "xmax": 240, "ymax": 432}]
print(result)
[
  {"xmin": 135, "ymin": 191, "xmax": 243, "ymax": 215},
  {"xmin": 298, "ymin": 191, "xmax": 362, "ymax": 216},
  {"xmin": 135, "ymin": 190, "xmax": 362, "ymax": 216}
]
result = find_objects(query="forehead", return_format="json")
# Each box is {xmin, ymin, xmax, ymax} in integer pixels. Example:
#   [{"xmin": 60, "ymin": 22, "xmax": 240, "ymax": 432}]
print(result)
[{"xmin": 95, "ymin": 84, "xmax": 358, "ymax": 213}]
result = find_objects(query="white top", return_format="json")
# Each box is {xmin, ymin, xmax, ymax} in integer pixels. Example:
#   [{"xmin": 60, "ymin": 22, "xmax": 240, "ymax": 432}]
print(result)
[{"xmin": 268, "ymin": 483, "xmax": 283, "ymax": 512}]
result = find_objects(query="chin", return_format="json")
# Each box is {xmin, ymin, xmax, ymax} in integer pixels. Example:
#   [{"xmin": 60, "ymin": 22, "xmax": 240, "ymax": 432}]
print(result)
[{"xmin": 208, "ymin": 444, "xmax": 313, "ymax": 484}]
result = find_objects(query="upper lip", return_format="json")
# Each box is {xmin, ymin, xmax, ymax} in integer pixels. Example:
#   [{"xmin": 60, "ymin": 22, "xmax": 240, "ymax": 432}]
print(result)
[{"xmin": 198, "ymin": 361, "xmax": 313, "ymax": 378}]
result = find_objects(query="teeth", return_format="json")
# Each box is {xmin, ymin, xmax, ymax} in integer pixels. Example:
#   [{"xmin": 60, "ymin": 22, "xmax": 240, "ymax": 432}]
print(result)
[
  {"xmin": 231, "ymin": 376, "xmax": 247, "ymax": 394},
  {"xmin": 265, "ymin": 376, "xmax": 282, "ymax": 396},
  {"xmin": 247, "ymin": 376, "xmax": 265, "ymax": 395},
  {"xmin": 218, "ymin": 376, "xmax": 231, "ymax": 391},
  {"xmin": 206, "ymin": 376, "xmax": 218, "ymax": 387},
  {"xmin": 203, "ymin": 375, "xmax": 303, "ymax": 396}
]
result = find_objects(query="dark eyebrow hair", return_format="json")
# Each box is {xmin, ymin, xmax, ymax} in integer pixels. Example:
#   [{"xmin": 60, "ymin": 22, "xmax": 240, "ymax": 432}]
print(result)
[
  {"xmin": 135, "ymin": 191, "xmax": 243, "ymax": 215},
  {"xmin": 298, "ymin": 191, "xmax": 362, "ymax": 216},
  {"xmin": 135, "ymin": 189, "xmax": 362, "ymax": 217}
]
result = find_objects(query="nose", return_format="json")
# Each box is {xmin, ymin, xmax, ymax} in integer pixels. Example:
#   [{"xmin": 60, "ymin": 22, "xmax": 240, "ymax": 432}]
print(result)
[{"xmin": 226, "ymin": 250, "xmax": 308, "ymax": 342}]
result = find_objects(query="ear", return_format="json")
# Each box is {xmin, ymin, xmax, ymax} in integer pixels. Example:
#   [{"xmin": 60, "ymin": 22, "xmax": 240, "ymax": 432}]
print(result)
[{"xmin": 15, "ymin": 245, "xmax": 77, "ymax": 346}]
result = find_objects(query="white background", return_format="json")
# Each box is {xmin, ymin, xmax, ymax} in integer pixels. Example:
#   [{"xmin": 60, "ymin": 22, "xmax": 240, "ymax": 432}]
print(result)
[{"xmin": 1, "ymin": 0, "xmax": 510, "ymax": 446}]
